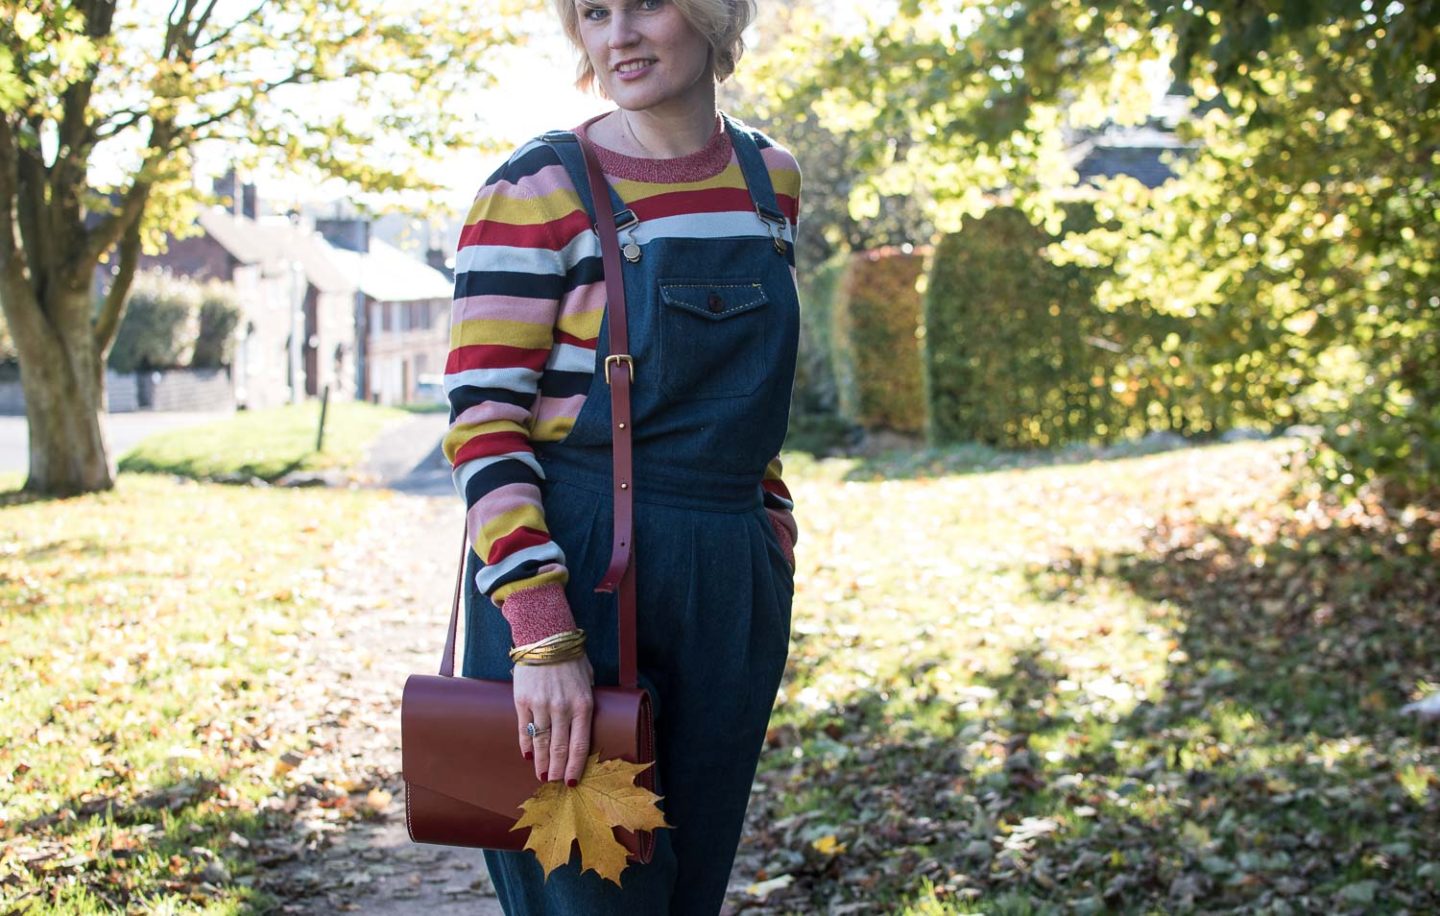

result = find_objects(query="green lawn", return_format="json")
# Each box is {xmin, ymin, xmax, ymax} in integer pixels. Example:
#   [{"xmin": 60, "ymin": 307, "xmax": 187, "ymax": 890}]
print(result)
[
  {"xmin": 4, "ymin": 436, "xmax": 1435, "ymax": 914},
  {"xmin": 117, "ymin": 401, "xmax": 412, "ymax": 483},
  {"xmin": 0, "ymin": 476, "xmax": 387, "ymax": 913},
  {"xmin": 749, "ymin": 437, "xmax": 1439, "ymax": 914}
]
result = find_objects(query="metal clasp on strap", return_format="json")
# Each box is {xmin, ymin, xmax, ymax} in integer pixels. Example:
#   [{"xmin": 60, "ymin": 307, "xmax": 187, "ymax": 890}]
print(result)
[
  {"xmin": 605, "ymin": 354, "xmax": 634, "ymax": 385},
  {"xmin": 597, "ymin": 209, "xmax": 643, "ymax": 261},
  {"xmin": 756, "ymin": 204, "xmax": 789, "ymax": 254}
]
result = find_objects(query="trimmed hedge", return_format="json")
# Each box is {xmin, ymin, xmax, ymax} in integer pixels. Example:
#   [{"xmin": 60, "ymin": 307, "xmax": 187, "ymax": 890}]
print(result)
[
  {"xmin": 109, "ymin": 270, "xmax": 242, "ymax": 373},
  {"xmin": 192, "ymin": 288, "xmax": 243, "ymax": 369},
  {"xmin": 831, "ymin": 247, "xmax": 928, "ymax": 435},
  {"xmin": 794, "ymin": 251, "xmax": 848, "ymax": 415},
  {"xmin": 924, "ymin": 207, "xmax": 1097, "ymax": 447},
  {"xmin": 924, "ymin": 205, "xmax": 1207, "ymax": 448}
]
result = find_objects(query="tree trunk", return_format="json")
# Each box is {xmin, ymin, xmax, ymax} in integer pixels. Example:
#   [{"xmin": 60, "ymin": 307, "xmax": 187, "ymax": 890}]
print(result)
[{"xmin": 12, "ymin": 291, "xmax": 115, "ymax": 496}]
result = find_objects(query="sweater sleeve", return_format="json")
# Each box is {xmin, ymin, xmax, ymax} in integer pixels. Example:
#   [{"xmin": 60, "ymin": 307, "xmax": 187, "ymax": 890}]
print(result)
[{"xmin": 443, "ymin": 139, "xmax": 586, "ymax": 647}]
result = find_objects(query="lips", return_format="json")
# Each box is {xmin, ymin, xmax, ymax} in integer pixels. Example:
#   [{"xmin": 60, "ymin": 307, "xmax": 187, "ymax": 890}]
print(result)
[{"xmin": 614, "ymin": 58, "xmax": 656, "ymax": 74}]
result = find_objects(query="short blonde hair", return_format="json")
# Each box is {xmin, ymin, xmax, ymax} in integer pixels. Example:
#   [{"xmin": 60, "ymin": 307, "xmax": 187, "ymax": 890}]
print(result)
[{"xmin": 554, "ymin": 0, "xmax": 756, "ymax": 95}]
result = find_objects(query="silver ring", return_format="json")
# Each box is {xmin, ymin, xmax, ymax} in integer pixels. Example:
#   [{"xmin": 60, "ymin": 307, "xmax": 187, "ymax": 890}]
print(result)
[{"xmin": 526, "ymin": 722, "xmax": 550, "ymax": 738}]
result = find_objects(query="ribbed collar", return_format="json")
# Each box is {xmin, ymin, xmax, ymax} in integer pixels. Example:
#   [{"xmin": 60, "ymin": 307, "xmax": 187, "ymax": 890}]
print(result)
[{"xmin": 575, "ymin": 111, "xmax": 733, "ymax": 184}]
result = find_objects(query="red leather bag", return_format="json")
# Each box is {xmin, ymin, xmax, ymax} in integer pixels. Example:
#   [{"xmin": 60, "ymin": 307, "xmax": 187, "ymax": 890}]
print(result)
[{"xmin": 401, "ymin": 129, "xmax": 657, "ymax": 861}]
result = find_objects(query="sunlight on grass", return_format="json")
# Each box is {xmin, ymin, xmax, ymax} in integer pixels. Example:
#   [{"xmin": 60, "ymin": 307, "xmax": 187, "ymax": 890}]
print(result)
[
  {"xmin": 0, "ymin": 475, "xmax": 387, "ymax": 911},
  {"xmin": 749, "ymin": 439, "xmax": 1439, "ymax": 912},
  {"xmin": 116, "ymin": 400, "xmax": 411, "ymax": 482}
]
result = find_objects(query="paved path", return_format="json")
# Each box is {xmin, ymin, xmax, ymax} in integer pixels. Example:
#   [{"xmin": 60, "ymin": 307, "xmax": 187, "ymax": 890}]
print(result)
[{"xmin": 0, "ymin": 410, "xmax": 234, "ymax": 474}]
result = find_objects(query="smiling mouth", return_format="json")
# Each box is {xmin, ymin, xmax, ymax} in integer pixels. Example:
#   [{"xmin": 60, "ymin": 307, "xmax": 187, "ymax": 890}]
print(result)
[{"xmin": 616, "ymin": 59, "xmax": 656, "ymax": 73}]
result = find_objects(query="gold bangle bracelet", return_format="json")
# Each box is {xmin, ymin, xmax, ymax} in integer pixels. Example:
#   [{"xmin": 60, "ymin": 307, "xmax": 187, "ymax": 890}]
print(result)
[
  {"xmin": 509, "ymin": 630, "xmax": 587, "ymax": 664},
  {"xmin": 512, "ymin": 646, "xmax": 587, "ymax": 666}
]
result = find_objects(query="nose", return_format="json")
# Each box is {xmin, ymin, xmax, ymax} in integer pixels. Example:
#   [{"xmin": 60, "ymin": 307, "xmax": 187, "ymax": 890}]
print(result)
[{"xmin": 606, "ymin": 10, "xmax": 639, "ymax": 48}]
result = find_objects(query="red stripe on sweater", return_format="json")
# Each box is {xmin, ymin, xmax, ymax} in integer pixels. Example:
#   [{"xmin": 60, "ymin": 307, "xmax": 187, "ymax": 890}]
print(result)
[
  {"xmin": 453, "ymin": 431, "xmax": 534, "ymax": 466},
  {"xmin": 446, "ymin": 343, "xmax": 551, "ymax": 375},
  {"xmin": 762, "ymin": 478, "xmax": 793, "ymax": 502},
  {"xmin": 554, "ymin": 330, "xmax": 598, "ymax": 348},
  {"xmin": 632, "ymin": 186, "xmax": 758, "ymax": 221},
  {"xmin": 487, "ymin": 526, "xmax": 552, "ymax": 564}
]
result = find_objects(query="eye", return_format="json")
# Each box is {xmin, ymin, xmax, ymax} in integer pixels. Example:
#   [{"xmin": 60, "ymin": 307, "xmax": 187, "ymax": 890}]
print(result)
[
  {"xmin": 638, "ymin": 0, "xmax": 664, "ymax": 9},
  {"xmin": 580, "ymin": 3, "xmax": 608, "ymax": 21}
]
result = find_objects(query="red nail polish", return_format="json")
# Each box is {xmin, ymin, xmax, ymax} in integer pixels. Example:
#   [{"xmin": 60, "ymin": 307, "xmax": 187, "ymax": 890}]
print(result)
[
  {"xmin": 567, "ymin": 778, "xmax": 578, "ymax": 788},
  {"xmin": 540, "ymin": 771, "xmax": 548, "ymax": 781},
  {"xmin": 524, "ymin": 751, "xmax": 534, "ymax": 760}
]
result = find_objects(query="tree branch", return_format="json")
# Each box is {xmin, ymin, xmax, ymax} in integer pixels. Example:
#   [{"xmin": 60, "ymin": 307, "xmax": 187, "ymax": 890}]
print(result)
[
  {"xmin": 176, "ymin": 68, "xmax": 309, "ymax": 138},
  {"xmin": 93, "ymin": 215, "xmax": 141, "ymax": 355},
  {"xmin": 15, "ymin": 118, "xmax": 51, "ymax": 306},
  {"xmin": 92, "ymin": 107, "xmax": 150, "ymax": 142},
  {"xmin": 194, "ymin": 0, "xmax": 271, "ymax": 52}
]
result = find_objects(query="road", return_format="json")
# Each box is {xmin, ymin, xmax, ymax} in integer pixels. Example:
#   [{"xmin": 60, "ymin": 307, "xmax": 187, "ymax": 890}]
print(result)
[{"xmin": 0, "ymin": 410, "xmax": 235, "ymax": 474}]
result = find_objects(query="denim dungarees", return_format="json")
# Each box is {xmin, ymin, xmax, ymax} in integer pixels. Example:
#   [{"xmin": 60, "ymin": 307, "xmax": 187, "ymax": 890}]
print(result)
[{"xmin": 460, "ymin": 114, "xmax": 800, "ymax": 915}]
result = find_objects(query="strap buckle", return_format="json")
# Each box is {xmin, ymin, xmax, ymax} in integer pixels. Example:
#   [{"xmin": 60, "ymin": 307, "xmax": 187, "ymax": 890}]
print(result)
[
  {"xmin": 756, "ymin": 204, "xmax": 789, "ymax": 254},
  {"xmin": 604, "ymin": 354, "xmax": 634, "ymax": 385}
]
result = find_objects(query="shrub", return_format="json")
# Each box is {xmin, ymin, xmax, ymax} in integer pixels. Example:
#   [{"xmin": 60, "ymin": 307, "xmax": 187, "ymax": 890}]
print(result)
[
  {"xmin": 794, "ymin": 251, "xmax": 848, "ymax": 416},
  {"xmin": 830, "ymin": 247, "xmax": 929, "ymax": 435},
  {"xmin": 108, "ymin": 270, "xmax": 202, "ymax": 373},
  {"xmin": 924, "ymin": 206, "xmax": 1205, "ymax": 448},
  {"xmin": 192, "ymin": 283, "xmax": 243, "ymax": 369}
]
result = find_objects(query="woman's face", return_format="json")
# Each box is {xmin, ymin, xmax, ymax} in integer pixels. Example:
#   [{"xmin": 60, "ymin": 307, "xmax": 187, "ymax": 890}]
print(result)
[{"xmin": 576, "ymin": 0, "xmax": 714, "ymax": 114}]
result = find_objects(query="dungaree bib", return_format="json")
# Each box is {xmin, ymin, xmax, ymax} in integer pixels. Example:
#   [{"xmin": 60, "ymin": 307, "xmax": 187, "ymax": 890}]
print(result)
[{"xmin": 460, "ymin": 114, "xmax": 800, "ymax": 915}]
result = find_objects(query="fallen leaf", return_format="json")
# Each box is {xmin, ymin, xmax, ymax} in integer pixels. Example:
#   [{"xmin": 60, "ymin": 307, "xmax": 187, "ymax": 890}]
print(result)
[
  {"xmin": 510, "ymin": 752, "xmax": 669, "ymax": 886},
  {"xmin": 747, "ymin": 874, "xmax": 794, "ymax": 899}
]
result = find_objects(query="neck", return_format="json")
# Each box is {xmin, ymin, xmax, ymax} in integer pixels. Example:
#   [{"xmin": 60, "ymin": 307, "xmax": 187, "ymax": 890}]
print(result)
[{"xmin": 613, "ymin": 80, "xmax": 719, "ymax": 159}]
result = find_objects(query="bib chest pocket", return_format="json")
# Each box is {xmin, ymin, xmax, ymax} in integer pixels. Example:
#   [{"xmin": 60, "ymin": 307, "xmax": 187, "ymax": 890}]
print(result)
[{"xmin": 658, "ymin": 278, "xmax": 770, "ymax": 401}]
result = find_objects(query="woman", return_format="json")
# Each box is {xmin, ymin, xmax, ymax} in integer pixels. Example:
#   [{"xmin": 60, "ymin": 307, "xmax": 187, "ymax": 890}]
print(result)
[{"xmin": 442, "ymin": 0, "xmax": 801, "ymax": 911}]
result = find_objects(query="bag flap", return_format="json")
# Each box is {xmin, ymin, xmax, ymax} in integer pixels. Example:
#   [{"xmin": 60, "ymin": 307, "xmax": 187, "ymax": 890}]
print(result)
[{"xmin": 401, "ymin": 675, "xmax": 653, "ymax": 821}]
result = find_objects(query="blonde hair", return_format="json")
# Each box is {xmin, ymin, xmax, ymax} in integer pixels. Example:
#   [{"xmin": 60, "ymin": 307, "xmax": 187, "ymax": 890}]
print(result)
[{"xmin": 555, "ymin": 0, "xmax": 756, "ymax": 95}]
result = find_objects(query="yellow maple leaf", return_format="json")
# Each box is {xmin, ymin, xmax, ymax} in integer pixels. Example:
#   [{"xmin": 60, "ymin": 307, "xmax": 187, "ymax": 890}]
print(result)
[{"xmin": 510, "ymin": 751, "xmax": 670, "ymax": 886}]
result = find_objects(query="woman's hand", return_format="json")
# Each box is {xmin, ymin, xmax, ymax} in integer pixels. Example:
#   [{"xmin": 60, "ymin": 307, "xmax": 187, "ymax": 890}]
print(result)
[{"xmin": 513, "ymin": 655, "xmax": 595, "ymax": 786}]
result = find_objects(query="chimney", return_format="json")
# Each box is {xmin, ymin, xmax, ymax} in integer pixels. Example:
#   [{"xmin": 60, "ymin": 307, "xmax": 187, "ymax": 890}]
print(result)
[
  {"xmin": 213, "ymin": 168, "xmax": 238, "ymax": 214},
  {"xmin": 241, "ymin": 183, "xmax": 258, "ymax": 220},
  {"xmin": 425, "ymin": 247, "xmax": 454, "ymax": 283},
  {"xmin": 314, "ymin": 217, "xmax": 370, "ymax": 253}
]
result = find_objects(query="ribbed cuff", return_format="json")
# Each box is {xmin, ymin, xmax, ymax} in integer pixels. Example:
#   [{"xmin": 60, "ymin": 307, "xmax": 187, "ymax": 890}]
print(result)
[
  {"xmin": 499, "ymin": 582, "xmax": 578, "ymax": 647},
  {"xmin": 766, "ymin": 508, "xmax": 796, "ymax": 571}
]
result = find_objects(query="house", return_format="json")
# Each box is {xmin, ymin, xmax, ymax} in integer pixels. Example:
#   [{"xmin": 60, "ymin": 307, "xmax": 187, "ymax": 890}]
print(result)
[
  {"xmin": 313, "ymin": 217, "xmax": 453, "ymax": 406},
  {"xmin": 139, "ymin": 180, "xmax": 358, "ymax": 409},
  {"xmin": 142, "ymin": 174, "xmax": 453, "ymax": 409}
]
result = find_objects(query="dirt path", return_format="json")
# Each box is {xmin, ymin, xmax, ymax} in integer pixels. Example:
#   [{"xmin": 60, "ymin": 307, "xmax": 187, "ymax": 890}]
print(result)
[
  {"xmin": 255, "ymin": 486, "xmax": 504, "ymax": 914},
  {"xmin": 261, "ymin": 428, "xmax": 777, "ymax": 913}
]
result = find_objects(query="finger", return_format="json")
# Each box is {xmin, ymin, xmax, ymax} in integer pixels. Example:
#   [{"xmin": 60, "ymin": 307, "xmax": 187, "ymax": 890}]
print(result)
[
  {"xmin": 526, "ymin": 713, "xmax": 553, "ymax": 781},
  {"xmin": 567, "ymin": 697, "xmax": 593, "ymax": 785},
  {"xmin": 516, "ymin": 701, "xmax": 536, "ymax": 762},
  {"xmin": 546, "ymin": 715, "xmax": 571, "ymax": 783}
]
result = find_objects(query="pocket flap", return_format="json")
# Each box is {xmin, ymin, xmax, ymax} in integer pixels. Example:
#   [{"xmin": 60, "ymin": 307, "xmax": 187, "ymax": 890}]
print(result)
[{"xmin": 660, "ymin": 279, "xmax": 768, "ymax": 321}]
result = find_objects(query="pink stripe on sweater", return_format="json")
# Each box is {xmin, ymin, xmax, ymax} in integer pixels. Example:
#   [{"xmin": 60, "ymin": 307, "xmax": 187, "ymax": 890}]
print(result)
[
  {"xmin": 534, "ymin": 393, "xmax": 587, "ymax": 422},
  {"xmin": 472, "ymin": 481, "xmax": 544, "ymax": 519},
  {"xmin": 455, "ymin": 401, "xmax": 531, "ymax": 427},
  {"xmin": 475, "ymin": 161, "xmax": 580, "ymax": 204},
  {"xmin": 455, "ymin": 294, "xmax": 564, "ymax": 325}
]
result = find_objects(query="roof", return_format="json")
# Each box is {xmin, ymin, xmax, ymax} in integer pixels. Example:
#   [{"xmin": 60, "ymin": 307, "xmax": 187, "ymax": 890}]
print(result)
[
  {"xmin": 1067, "ymin": 123, "xmax": 1193, "ymax": 190},
  {"xmin": 197, "ymin": 210, "xmax": 446, "ymax": 298},
  {"xmin": 323, "ymin": 237, "xmax": 453, "ymax": 302}
]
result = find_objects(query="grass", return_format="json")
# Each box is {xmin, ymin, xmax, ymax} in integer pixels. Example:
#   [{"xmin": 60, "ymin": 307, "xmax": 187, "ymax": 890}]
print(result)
[
  {"xmin": 745, "ymin": 436, "xmax": 1439, "ymax": 913},
  {"xmin": 0, "ymin": 475, "xmax": 387, "ymax": 913},
  {"xmin": 116, "ymin": 400, "xmax": 412, "ymax": 483}
]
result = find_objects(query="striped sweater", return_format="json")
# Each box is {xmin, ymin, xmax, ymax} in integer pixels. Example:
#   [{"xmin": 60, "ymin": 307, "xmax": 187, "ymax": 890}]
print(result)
[{"xmin": 443, "ymin": 112, "xmax": 802, "ymax": 648}]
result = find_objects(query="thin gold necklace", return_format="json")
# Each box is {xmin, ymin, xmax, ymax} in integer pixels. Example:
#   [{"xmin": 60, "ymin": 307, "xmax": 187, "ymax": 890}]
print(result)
[{"xmin": 620, "ymin": 112, "xmax": 656, "ymax": 158}]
